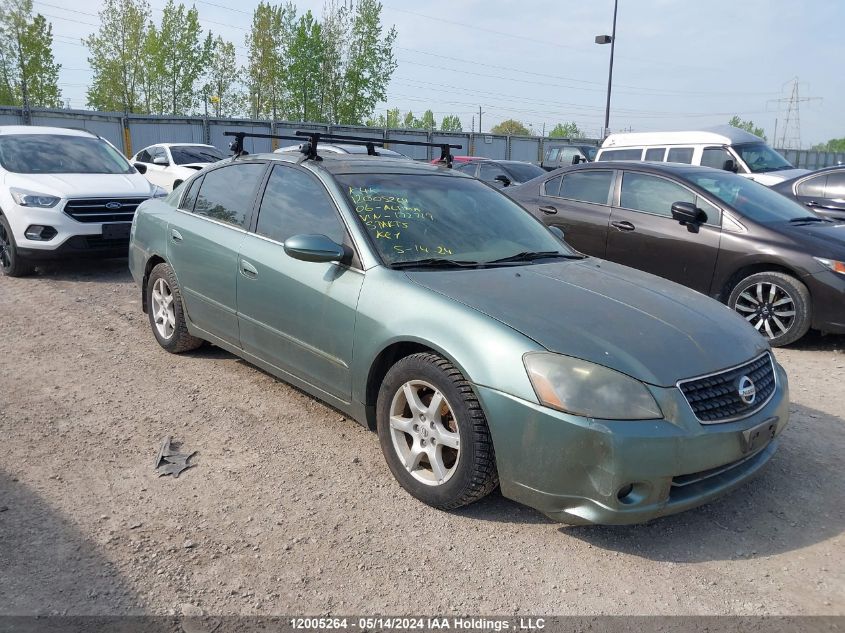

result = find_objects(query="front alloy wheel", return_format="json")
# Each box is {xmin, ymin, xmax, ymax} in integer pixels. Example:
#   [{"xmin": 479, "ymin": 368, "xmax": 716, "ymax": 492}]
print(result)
[
  {"xmin": 0, "ymin": 215, "xmax": 35, "ymax": 277},
  {"xmin": 728, "ymin": 272, "xmax": 811, "ymax": 346}
]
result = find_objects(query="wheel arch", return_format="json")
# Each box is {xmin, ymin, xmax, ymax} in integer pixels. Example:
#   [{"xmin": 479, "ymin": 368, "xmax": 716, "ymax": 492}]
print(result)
[
  {"xmin": 719, "ymin": 261, "xmax": 807, "ymax": 302},
  {"xmin": 141, "ymin": 253, "xmax": 168, "ymax": 313}
]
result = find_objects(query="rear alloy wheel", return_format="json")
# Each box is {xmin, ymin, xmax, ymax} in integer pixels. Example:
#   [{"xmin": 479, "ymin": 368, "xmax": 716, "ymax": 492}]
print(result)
[
  {"xmin": 0, "ymin": 215, "xmax": 35, "ymax": 277},
  {"xmin": 377, "ymin": 352, "xmax": 498, "ymax": 510},
  {"xmin": 728, "ymin": 272, "xmax": 811, "ymax": 347},
  {"xmin": 147, "ymin": 262, "xmax": 203, "ymax": 353}
]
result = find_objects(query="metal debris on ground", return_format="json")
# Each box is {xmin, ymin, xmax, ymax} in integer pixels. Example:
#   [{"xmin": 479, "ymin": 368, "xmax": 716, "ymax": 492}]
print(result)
[{"xmin": 155, "ymin": 436, "xmax": 196, "ymax": 478}]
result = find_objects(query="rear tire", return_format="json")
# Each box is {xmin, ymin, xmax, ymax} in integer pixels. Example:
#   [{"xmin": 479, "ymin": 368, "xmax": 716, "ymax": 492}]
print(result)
[
  {"xmin": 146, "ymin": 262, "xmax": 203, "ymax": 353},
  {"xmin": 0, "ymin": 215, "xmax": 35, "ymax": 277},
  {"xmin": 728, "ymin": 272, "xmax": 811, "ymax": 347},
  {"xmin": 376, "ymin": 352, "xmax": 498, "ymax": 510}
]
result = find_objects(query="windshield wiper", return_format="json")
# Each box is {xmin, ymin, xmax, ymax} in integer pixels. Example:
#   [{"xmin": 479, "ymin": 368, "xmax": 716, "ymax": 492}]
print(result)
[
  {"xmin": 389, "ymin": 258, "xmax": 481, "ymax": 269},
  {"xmin": 485, "ymin": 251, "xmax": 585, "ymax": 264},
  {"xmin": 789, "ymin": 216, "xmax": 831, "ymax": 223}
]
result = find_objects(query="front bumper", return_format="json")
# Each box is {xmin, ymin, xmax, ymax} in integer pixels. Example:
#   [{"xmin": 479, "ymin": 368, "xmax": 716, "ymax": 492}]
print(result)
[
  {"xmin": 806, "ymin": 269, "xmax": 845, "ymax": 334},
  {"xmin": 476, "ymin": 362, "xmax": 790, "ymax": 525}
]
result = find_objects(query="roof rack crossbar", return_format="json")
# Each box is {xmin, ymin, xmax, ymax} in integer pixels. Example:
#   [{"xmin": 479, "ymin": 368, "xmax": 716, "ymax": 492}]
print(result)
[{"xmin": 295, "ymin": 131, "xmax": 462, "ymax": 166}]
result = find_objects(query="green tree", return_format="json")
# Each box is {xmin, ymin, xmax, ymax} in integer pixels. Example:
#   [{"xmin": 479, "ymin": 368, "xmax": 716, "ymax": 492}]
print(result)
[
  {"xmin": 490, "ymin": 119, "xmax": 530, "ymax": 135},
  {"xmin": 287, "ymin": 10, "xmax": 324, "ymax": 121},
  {"xmin": 336, "ymin": 0, "xmax": 397, "ymax": 125},
  {"xmin": 203, "ymin": 36, "xmax": 241, "ymax": 117},
  {"xmin": 440, "ymin": 114, "xmax": 462, "ymax": 132},
  {"xmin": 245, "ymin": 1, "xmax": 295, "ymax": 119},
  {"xmin": 418, "ymin": 109, "xmax": 436, "ymax": 130},
  {"xmin": 812, "ymin": 138, "xmax": 845, "ymax": 152},
  {"xmin": 85, "ymin": 0, "xmax": 149, "ymax": 112},
  {"xmin": 318, "ymin": 0, "xmax": 349, "ymax": 123},
  {"xmin": 139, "ymin": 20, "xmax": 165, "ymax": 113},
  {"xmin": 549, "ymin": 121, "xmax": 583, "ymax": 138},
  {"xmin": 365, "ymin": 106, "xmax": 401, "ymax": 128},
  {"xmin": 728, "ymin": 115, "xmax": 766, "ymax": 140},
  {"xmin": 0, "ymin": 0, "xmax": 62, "ymax": 107}
]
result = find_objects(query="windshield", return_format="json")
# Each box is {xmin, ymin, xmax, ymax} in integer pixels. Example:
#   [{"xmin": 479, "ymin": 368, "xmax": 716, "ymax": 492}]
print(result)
[
  {"xmin": 170, "ymin": 145, "xmax": 224, "ymax": 165},
  {"xmin": 503, "ymin": 162, "xmax": 545, "ymax": 182},
  {"xmin": 581, "ymin": 146, "xmax": 597, "ymax": 161},
  {"xmin": 336, "ymin": 173, "xmax": 573, "ymax": 266},
  {"xmin": 0, "ymin": 134, "xmax": 132, "ymax": 174},
  {"xmin": 734, "ymin": 143, "xmax": 794, "ymax": 174},
  {"xmin": 686, "ymin": 170, "xmax": 816, "ymax": 223}
]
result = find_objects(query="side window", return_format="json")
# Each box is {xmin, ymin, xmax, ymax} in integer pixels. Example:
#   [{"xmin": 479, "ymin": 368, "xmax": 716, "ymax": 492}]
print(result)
[
  {"xmin": 456, "ymin": 162, "xmax": 477, "ymax": 176},
  {"xmin": 695, "ymin": 195, "xmax": 722, "ymax": 226},
  {"xmin": 620, "ymin": 172, "xmax": 694, "ymax": 217},
  {"xmin": 546, "ymin": 148, "xmax": 560, "ymax": 162},
  {"xmin": 644, "ymin": 147, "xmax": 666, "ymax": 162},
  {"xmin": 256, "ymin": 165, "xmax": 346, "ymax": 245},
  {"xmin": 796, "ymin": 174, "xmax": 827, "ymax": 198},
  {"xmin": 666, "ymin": 147, "xmax": 694, "ymax": 164},
  {"xmin": 559, "ymin": 170, "xmax": 613, "ymax": 205},
  {"xmin": 823, "ymin": 172, "xmax": 845, "ymax": 198},
  {"xmin": 701, "ymin": 147, "xmax": 732, "ymax": 170},
  {"xmin": 136, "ymin": 148, "xmax": 151, "ymax": 162},
  {"xmin": 181, "ymin": 175, "xmax": 203, "ymax": 211},
  {"xmin": 598, "ymin": 148, "xmax": 642, "ymax": 161},
  {"xmin": 479, "ymin": 163, "xmax": 509, "ymax": 182},
  {"xmin": 194, "ymin": 163, "xmax": 265, "ymax": 229},
  {"xmin": 543, "ymin": 175, "xmax": 562, "ymax": 196},
  {"xmin": 558, "ymin": 147, "xmax": 579, "ymax": 165}
]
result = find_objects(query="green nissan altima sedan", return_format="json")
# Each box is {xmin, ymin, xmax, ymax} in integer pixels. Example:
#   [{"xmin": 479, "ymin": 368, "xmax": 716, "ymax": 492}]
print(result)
[{"xmin": 128, "ymin": 142, "xmax": 789, "ymax": 525}]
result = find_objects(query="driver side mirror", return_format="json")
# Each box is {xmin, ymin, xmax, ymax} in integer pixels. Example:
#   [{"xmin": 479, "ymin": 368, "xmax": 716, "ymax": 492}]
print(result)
[
  {"xmin": 284, "ymin": 234, "xmax": 346, "ymax": 263},
  {"xmin": 671, "ymin": 201, "xmax": 707, "ymax": 227},
  {"xmin": 571, "ymin": 155, "xmax": 582, "ymax": 165},
  {"xmin": 133, "ymin": 162, "xmax": 148, "ymax": 174},
  {"xmin": 722, "ymin": 158, "xmax": 738, "ymax": 173},
  {"xmin": 153, "ymin": 156, "xmax": 169, "ymax": 166},
  {"xmin": 494, "ymin": 174, "xmax": 511, "ymax": 187}
]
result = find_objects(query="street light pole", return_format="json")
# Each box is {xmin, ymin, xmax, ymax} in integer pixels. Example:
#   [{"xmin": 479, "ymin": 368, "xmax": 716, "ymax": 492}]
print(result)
[{"xmin": 595, "ymin": 0, "xmax": 619, "ymax": 139}]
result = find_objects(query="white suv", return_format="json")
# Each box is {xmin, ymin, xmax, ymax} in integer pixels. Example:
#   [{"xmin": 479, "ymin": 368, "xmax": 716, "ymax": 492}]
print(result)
[{"xmin": 0, "ymin": 126, "xmax": 165, "ymax": 276}]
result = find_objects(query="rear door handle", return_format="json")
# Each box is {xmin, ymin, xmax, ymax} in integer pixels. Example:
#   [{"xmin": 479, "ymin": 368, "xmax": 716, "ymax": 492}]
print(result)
[
  {"xmin": 170, "ymin": 228, "xmax": 183, "ymax": 242},
  {"xmin": 539, "ymin": 205, "xmax": 558, "ymax": 215},
  {"xmin": 611, "ymin": 220, "xmax": 636, "ymax": 232},
  {"xmin": 240, "ymin": 259, "xmax": 258, "ymax": 279}
]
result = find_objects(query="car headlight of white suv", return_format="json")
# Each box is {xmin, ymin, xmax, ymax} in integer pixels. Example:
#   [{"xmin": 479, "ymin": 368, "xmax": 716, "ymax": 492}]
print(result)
[{"xmin": 10, "ymin": 187, "xmax": 60, "ymax": 208}]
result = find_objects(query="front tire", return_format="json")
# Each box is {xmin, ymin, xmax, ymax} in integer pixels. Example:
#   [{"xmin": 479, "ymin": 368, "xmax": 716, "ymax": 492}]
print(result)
[
  {"xmin": 376, "ymin": 352, "xmax": 498, "ymax": 510},
  {"xmin": 0, "ymin": 215, "xmax": 35, "ymax": 277},
  {"xmin": 728, "ymin": 272, "xmax": 811, "ymax": 346},
  {"xmin": 147, "ymin": 262, "xmax": 203, "ymax": 353}
]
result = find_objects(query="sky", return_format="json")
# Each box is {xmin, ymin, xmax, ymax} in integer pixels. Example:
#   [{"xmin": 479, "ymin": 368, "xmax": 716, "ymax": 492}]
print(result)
[{"xmin": 41, "ymin": 0, "xmax": 845, "ymax": 147}]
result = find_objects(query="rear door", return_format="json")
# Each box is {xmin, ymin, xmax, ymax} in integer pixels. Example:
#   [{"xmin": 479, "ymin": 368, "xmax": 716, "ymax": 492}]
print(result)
[
  {"xmin": 523, "ymin": 169, "xmax": 614, "ymax": 257},
  {"xmin": 605, "ymin": 170, "xmax": 722, "ymax": 294},
  {"xmin": 166, "ymin": 161, "xmax": 267, "ymax": 346},
  {"xmin": 236, "ymin": 163, "xmax": 363, "ymax": 400}
]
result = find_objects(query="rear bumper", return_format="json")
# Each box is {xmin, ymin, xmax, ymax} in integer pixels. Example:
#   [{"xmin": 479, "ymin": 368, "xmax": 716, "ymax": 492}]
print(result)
[
  {"xmin": 806, "ymin": 270, "xmax": 845, "ymax": 334},
  {"xmin": 475, "ymin": 361, "xmax": 790, "ymax": 525}
]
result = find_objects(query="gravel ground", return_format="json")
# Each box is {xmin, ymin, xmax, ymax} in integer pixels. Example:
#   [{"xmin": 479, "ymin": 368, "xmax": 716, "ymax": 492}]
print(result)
[{"xmin": 0, "ymin": 259, "xmax": 843, "ymax": 617}]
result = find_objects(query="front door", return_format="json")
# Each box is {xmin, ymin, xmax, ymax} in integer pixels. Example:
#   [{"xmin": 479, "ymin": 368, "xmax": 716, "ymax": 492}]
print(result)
[
  {"xmin": 166, "ymin": 161, "xmax": 267, "ymax": 346},
  {"xmin": 236, "ymin": 164, "xmax": 363, "ymax": 400},
  {"xmin": 605, "ymin": 170, "xmax": 721, "ymax": 294}
]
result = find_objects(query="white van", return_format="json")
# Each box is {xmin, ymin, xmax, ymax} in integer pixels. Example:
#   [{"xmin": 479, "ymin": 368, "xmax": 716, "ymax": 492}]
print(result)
[
  {"xmin": 595, "ymin": 125, "xmax": 808, "ymax": 186},
  {"xmin": 0, "ymin": 126, "xmax": 165, "ymax": 276}
]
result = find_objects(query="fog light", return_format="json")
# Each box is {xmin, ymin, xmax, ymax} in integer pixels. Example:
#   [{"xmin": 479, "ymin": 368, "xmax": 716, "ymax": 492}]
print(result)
[{"xmin": 24, "ymin": 225, "xmax": 57, "ymax": 240}]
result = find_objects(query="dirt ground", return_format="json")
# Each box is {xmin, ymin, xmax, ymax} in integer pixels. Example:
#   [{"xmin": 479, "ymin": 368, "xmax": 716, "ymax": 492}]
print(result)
[{"xmin": 0, "ymin": 259, "xmax": 843, "ymax": 617}]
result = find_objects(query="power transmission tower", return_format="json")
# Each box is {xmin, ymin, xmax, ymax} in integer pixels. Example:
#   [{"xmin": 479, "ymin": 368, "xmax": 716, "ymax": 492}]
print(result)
[{"xmin": 768, "ymin": 78, "xmax": 821, "ymax": 149}]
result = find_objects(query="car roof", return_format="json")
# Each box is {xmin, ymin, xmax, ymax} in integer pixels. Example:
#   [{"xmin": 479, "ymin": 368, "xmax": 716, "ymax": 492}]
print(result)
[
  {"xmin": 601, "ymin": 125, "xmax": 763, "ymax": 149},
  {"xmin": 0, "ymin": 125, "xmax": 97, "ymax": 137},
  {"xmin": 159, "ymin": 143, "xmax": 218, "ymax": 148},
  {"xmin": 547, "ymin": 160, "xmax": 728, "ymax": 178},
  {"xmin": 241, "ymin": 152, "xmax": 463, "ymax": 176}
]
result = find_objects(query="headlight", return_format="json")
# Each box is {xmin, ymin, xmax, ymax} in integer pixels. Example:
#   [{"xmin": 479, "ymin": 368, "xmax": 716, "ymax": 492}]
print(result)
[
  {"xmin": 10, "ymin": 187, "xmax": 60, "ymax": 208},
  {"xmin": 814, "ymin": 257, "xmax": 845, "ymax": 275},
  {"xmin": 523, "ymin": 352, "xmax": 663, "ymax": 420},
  {"xmin": 150, "ymin": 184, "xmax": 168, "ymax": 198}
]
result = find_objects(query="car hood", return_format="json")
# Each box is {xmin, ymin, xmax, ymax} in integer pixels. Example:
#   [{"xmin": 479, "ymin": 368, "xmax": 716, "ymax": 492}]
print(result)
[
  {"xmin": 768, "ymin": 220, "xmax": 845, "ymax": 258},
  {"xmin": 407, "ymin": 258, "xmax": 768, "ymax": 387},
  {"xmin": 5, "ymin": 171, "xmax": 153, "ymax": 198},
  {"xmin": 747, "ymin": 168, "xmax": 809, "ymax": 186}
]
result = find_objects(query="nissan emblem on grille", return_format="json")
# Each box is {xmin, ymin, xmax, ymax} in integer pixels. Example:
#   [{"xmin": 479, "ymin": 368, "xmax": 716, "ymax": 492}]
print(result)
[{"xmin": 737, "ymin": 375, "xmax": 757, "ymax": 405}]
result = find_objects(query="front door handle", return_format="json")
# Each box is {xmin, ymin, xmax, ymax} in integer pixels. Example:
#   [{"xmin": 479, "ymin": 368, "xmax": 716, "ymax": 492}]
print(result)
[
  {"xmin": 539, "ymin": 205, "xmax": 558, "ymax": 215},
  {"xmin": 240, "ymin": 259, "xmax": 258, "ymax": 279},
  {"xmin": 611, "ymin": 220, "xmax": 636, "ymax": 232},
  {"xmin": 170, "ymin": 228, "xmax": 183, "ymax": 242}
]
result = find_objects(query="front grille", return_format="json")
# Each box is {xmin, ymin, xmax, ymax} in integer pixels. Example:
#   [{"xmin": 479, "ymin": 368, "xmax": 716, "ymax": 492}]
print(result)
[
  {"xmin": 678, "ymin": 352, "xmax": 776, "ymax": 423},
  {"xmin": 64, "ymin": 197, "xmax": 148, "ymax": 223}
]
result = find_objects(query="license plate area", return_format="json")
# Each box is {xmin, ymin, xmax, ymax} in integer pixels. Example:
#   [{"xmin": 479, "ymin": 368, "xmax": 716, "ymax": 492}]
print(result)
[
  {"xmin": 740, "ymin": 418, "xmax": 777, "ymax": 454},
  {"xmin": 102, "ymin": 223, "xmax": 131, "ymax": 240}
]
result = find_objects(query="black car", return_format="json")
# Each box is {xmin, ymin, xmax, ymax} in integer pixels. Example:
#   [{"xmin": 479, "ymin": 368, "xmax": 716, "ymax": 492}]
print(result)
[
  {"xmin": 454, "ymin": 159, "xmax": 545, "ymax": 188},
  {"xmin": 507, "ymin": 161, "xmax": 845, "ymax": 346},
  {"xmin": 771, "ymin": 166, "xmax": 845, "ymax": 221}
]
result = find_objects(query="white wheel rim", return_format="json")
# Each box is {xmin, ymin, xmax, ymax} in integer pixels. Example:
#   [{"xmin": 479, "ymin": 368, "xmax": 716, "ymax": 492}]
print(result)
[
  {"xmin": 151, "ymin": 277, "xmax": 176, "ymax": 340},
  {"xmin": 734, "ymin": 281, "xmax": 796, "ymax": 340},
  {"xmin": 389, "ymin": 380, "xmax": 461, "ymax": 486}
]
